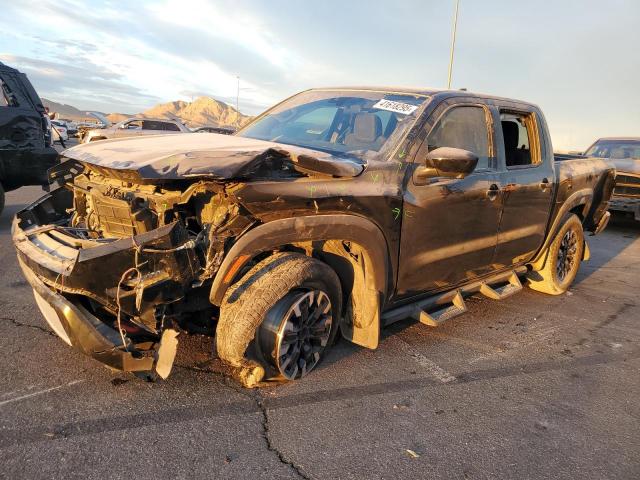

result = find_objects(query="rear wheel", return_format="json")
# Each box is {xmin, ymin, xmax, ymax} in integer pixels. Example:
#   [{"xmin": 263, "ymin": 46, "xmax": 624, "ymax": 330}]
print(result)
[
  {"xmin": 216, "ymin": 253, "xmax": 341, "ymax": 386},
  {"xmin": 527, "ymin": 214, "xmax": 584, "ymax": 295}
]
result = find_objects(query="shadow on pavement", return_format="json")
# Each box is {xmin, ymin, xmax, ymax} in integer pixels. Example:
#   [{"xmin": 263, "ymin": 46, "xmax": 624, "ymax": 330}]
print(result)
[{"xmin": 573, "ymin": 212, "xmax": 639, "ymax": 285}]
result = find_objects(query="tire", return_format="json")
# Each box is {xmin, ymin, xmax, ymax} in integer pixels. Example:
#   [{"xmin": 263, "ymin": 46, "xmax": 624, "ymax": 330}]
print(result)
[
  {"xmin": 217, "ymin": 252, "xmax": 342, "ymax": 386},
  {"xmin": 0, "ymin": 182, "xmax": 4, "ymax": 216},
  {"xmin": 527, "ymin": 214, "xmax": 585, "ymax": 295}
]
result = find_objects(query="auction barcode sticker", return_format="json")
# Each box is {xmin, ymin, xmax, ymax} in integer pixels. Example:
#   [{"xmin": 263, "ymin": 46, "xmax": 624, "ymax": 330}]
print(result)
[{"xmin": 372, "ymin": 99, "xmax": 418, "ymax": 115}]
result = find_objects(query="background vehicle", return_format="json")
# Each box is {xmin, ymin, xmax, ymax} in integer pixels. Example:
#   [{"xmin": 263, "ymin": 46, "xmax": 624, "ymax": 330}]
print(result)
[
  {"xmin": 58, "ymin": 118, "xmax": 78, "ymax": 137},
  {"xmin": 50, "ymin": 120, "xmax": 69, "ymax": 142},
  {"xmin": 13, "ymin": 88, "xmax": 614, "ymax": 386},
  {"xmin": 584, "ymin": 137, "xmax": 640, "ymax": 221},
  {"xmin": 193, "ymin": 125, "xmax": 235, "ymax": 135},
  {"xmin": 82, "ymin": 117, "xmax": 190, "ymax": 143},
  {"xmin": 0, "ymin": 61, "xmax": 58, "ymax": 214}
]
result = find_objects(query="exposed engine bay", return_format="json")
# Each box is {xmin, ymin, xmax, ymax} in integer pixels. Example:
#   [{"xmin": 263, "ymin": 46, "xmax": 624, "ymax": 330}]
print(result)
[{"xmin": 13, "ymin": 164, "xmax": 260, "ymax": 378}]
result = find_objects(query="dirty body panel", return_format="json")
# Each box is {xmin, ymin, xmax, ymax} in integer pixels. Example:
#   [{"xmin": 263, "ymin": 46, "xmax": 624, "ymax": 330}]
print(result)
[{"xmin": 12, "ymin": 87, "xmax": 614, "ymax": 380}]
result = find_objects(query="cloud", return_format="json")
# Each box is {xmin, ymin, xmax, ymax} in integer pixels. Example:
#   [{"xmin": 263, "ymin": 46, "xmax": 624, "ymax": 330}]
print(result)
[
  {"xmin": 0, "ymin": 53, "xmax": 161, "ymax": 112},
  {"xmin": 1, "ymin": 0, "xmax": 638, "ymax": 149}
]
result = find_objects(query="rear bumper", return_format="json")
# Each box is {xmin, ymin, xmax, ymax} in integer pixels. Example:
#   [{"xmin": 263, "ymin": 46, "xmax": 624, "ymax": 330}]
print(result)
[{"xmin": 609, "ymin": 195, "xmax": 640, "ymax": 221}]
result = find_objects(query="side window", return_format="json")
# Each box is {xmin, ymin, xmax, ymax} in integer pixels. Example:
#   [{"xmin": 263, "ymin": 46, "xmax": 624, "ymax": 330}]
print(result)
[
  {"xmin": 142, "ymin": 120, "xmax": 162, "ymax": 130},
  {"xmin": 161, "ymin": 122, "xmax": 181, "ymax": 131},
  {"xmin": 294, "ymin": 106, "xmax": 339, "ymax": 133},
  {"xmin": 125, "ymin": 120, "xmax": 142, "ymax": 129},
  {"xmin": 500, "ymin": 112, "xmax": 538, "ymax": 167},
  {"xmin": 0, "ymin": 77, "xmax": 18, "ymax": 107},
  {"xmin": 427, "ymin": 106, "xmax": 491, "ymax": 170}
]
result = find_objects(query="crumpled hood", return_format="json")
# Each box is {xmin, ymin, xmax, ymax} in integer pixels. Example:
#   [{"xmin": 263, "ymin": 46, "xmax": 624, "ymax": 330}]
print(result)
[
  {"xmin": 609, "ymin": 158, "xmax": 640, "ymax": 176},
  {"xmin": 62, "ymin": 133, "xmax": 364, "ymax": 180}
]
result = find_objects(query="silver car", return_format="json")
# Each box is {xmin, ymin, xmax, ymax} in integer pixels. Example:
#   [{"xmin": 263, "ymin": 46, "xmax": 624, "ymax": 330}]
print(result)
[
  {"xmin": 584, "ymin": 137, "xmax": 640, "ymax": 221},
  {"xmin": 82, "ymin": 117, "xmax": 190, "ymax": 143}
]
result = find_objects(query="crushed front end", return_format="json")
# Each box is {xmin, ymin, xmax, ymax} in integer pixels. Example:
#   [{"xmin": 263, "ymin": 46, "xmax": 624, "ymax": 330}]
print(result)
[{"xmin": 12, "ymin": 160, "xmax": 250, "ymax": 378}]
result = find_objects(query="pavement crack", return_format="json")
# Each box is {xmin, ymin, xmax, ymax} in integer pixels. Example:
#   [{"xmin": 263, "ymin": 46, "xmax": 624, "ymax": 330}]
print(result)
[
  {"xmin": 0, "ymin": 316, "xmax": 56, "ymax": 337},
  {"xmin": 254, "ymin": 391, "xmax": 311, "ymax": 480},
  {"xmin": 176, "ymin": 362, "xmax": 311, "ymax": 479}
]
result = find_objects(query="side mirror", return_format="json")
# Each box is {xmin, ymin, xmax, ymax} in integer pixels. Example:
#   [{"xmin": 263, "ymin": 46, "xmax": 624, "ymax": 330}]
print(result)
[{"xmin": 414, "ymin": 147, "xmax": 479, "ymax": 184}]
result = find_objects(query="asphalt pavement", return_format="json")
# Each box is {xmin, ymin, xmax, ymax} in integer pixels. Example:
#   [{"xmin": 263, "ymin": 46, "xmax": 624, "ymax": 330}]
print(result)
[{"xmin": 1, "ymin": 173, "xmax": 638, "ymax": 479}]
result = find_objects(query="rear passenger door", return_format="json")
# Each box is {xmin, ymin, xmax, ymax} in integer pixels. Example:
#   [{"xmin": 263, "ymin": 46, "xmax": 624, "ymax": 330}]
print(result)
[
  {"xmin": 492, "ymin": 108, "xmax": 555, "ymax": 267},
  {"xmin": 397, "ymin": 100, "xmax": 504, "ymax": 297}
]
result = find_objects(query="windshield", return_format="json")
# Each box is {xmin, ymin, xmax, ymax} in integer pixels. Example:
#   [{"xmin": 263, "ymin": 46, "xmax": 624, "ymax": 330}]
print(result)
[
  {"xmin": 237, "ymin": 90, "xmax": 428, "ymax": 159},
  {"xmin": 585, "ymin": 140, "xmax": 640, "ymax": 160}
]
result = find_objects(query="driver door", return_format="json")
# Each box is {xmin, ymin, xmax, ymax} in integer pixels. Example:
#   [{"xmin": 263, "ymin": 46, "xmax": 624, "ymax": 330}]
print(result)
[{"xmin": 397, "ymin": 101, "xmax": 504, "ymax": 297}]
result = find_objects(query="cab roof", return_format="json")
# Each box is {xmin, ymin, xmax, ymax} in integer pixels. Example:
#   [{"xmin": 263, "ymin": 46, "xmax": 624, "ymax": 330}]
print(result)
[{"xmin": 305, "ymin": 86, "xmax": 540, "ymax": 109}]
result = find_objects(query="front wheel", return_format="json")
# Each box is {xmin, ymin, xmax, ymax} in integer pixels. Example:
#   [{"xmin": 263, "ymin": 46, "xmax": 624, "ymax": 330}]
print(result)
[
  {"xmin": 527, "ymin": 214, "xmax": 585, "ymax": 295},
  {"xmin": 216, "ymin": 253, "xmax": 342, "ymax": 386}
]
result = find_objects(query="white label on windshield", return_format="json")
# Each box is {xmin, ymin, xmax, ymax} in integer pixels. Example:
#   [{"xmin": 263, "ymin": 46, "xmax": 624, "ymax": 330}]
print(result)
[{"xmin": 372, "ymin": 99, "xmax": 418, "ymax": 115}]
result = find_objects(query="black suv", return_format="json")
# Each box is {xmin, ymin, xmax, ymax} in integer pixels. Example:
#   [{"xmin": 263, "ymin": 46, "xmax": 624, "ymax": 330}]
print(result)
[{"xmin": 0, "ymin": 61, "xmax": 58, "ymax": 214}]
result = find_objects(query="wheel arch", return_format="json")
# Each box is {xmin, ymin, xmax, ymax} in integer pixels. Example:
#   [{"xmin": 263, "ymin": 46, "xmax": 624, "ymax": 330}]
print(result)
[
  {"xmin": 209, "ymin": 214, "xmax": 392, "ymax": 349},
  {"xmin": 530, "ymin": 188, "xmax": 593, "ymax": 271}
]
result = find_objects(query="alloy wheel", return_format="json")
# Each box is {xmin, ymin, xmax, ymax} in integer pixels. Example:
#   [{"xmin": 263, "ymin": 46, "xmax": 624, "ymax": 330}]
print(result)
[
  {"xmin": 556, "ymin": 229, "xmax": 578, "ymax": 282},
  {"xmin": 258, "ymin": 289, "xmax": 333, "ymax": 380}
]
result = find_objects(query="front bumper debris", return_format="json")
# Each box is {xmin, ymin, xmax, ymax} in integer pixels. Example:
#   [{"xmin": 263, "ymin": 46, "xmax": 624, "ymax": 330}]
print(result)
[
  {"xmin": 10, "ymin": 188, "xmax": 203, "ymax": 377},
  {"xmin": 19, "ymin": 256, "xmax": 178, "ymax": 376}
]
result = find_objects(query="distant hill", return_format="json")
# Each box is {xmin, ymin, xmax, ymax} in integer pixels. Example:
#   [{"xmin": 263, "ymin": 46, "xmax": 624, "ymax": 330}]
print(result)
[
  {"xmin": 43, "ymin": 96, "xmax": 250, "ymax": 128},
  {"xmin": 142, "ymin": 97, "xmax": 251, "ymax": 128},
  {"xmin": 41, "ymin": 98, "xmax": 108, "ymax": 122}
]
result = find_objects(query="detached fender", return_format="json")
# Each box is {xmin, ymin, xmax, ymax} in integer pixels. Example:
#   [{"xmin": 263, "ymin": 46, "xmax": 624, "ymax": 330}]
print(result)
[{"xmin": 209, "ymin": 214, "xmax": 391, "ymax": 349}]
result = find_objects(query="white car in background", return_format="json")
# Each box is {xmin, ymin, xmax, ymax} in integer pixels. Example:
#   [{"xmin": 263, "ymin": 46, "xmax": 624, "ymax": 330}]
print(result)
[
  {"xmin": 82, "ymin": 117, "xmax": 190, "ymax": 143},
  {"xmin": 51, "ymin": 120, "xmax": 69, "ymax": 142}
]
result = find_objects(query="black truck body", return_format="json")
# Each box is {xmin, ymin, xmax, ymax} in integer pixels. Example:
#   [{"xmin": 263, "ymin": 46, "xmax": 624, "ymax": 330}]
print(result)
[
  {"xmin": 12, "ymin": 88, "xmax": 615, "ymax": 384},
  {"xmin": 0, "ymin": 61, "xmax": 58, "ymax": 212}
]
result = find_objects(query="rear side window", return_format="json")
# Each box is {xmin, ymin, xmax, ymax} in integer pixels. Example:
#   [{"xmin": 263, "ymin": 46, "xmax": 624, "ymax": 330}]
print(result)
[
  {"xmin": 427, "ymin": 106, "xmax": 491, "ymax": 169},
  {"xmin": 162, "ymin": 122, "xmax": 181, "ymax": 131},
  {"xmin": 500, "ymin": 112, "xmax": 539, "ymax": 167},
  {"xmin": 142, "ymin": 120, "xmax": 180, "ymax": 131},
  {"xmin": 0, "ymin": 77, "xmax": 19, "ymax": 107}
]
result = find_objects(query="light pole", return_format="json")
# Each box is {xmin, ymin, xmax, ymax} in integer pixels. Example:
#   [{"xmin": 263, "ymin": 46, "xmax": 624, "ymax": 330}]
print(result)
[
  {"xmin": 447, "ymin": 0, "xmax": 460, "ymax": 89},
  {"xmin": 235, "ymin": 76, "xmax": 240, "ymax": 129}
]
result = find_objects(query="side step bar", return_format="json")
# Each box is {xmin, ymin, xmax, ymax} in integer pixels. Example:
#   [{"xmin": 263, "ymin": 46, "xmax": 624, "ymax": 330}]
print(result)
[
  {"xmin": 479, "ymin": 272, "xmax": 522, "ymax": 300},
  {"xmin": 414, "ymin": 290, "xmax": 467, "ymax": 327},
  {"xmin": 382, "ymin": 267, "xmax": 527, "ymax": 328}
]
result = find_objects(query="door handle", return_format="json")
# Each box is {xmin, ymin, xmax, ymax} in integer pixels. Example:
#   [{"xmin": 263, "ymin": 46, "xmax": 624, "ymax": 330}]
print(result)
[
  {"xmin": 487, "ymin": 183, "xmax": 500, "ymax": 200},
  {"xmin": 539, "ymin": 178, "xmax": 550, "ymax": 190}
]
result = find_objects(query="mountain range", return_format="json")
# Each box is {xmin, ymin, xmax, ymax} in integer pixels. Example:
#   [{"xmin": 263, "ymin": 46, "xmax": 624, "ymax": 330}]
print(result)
[{"xmin": 42, "ymin": 97, "xmax": 252, "ymax": 128}]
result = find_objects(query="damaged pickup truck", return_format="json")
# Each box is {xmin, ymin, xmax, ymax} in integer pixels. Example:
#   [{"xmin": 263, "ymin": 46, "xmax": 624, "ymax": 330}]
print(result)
[{"xmin": 13, "ymin": 88, "xmax": 615, "ymax": 386}]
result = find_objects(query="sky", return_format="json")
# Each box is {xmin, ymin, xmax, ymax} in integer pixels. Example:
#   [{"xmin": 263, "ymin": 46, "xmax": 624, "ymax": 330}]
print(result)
[{"xmin": 0, "ymin": 0, "xmax": 638, "ymax": 150}]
